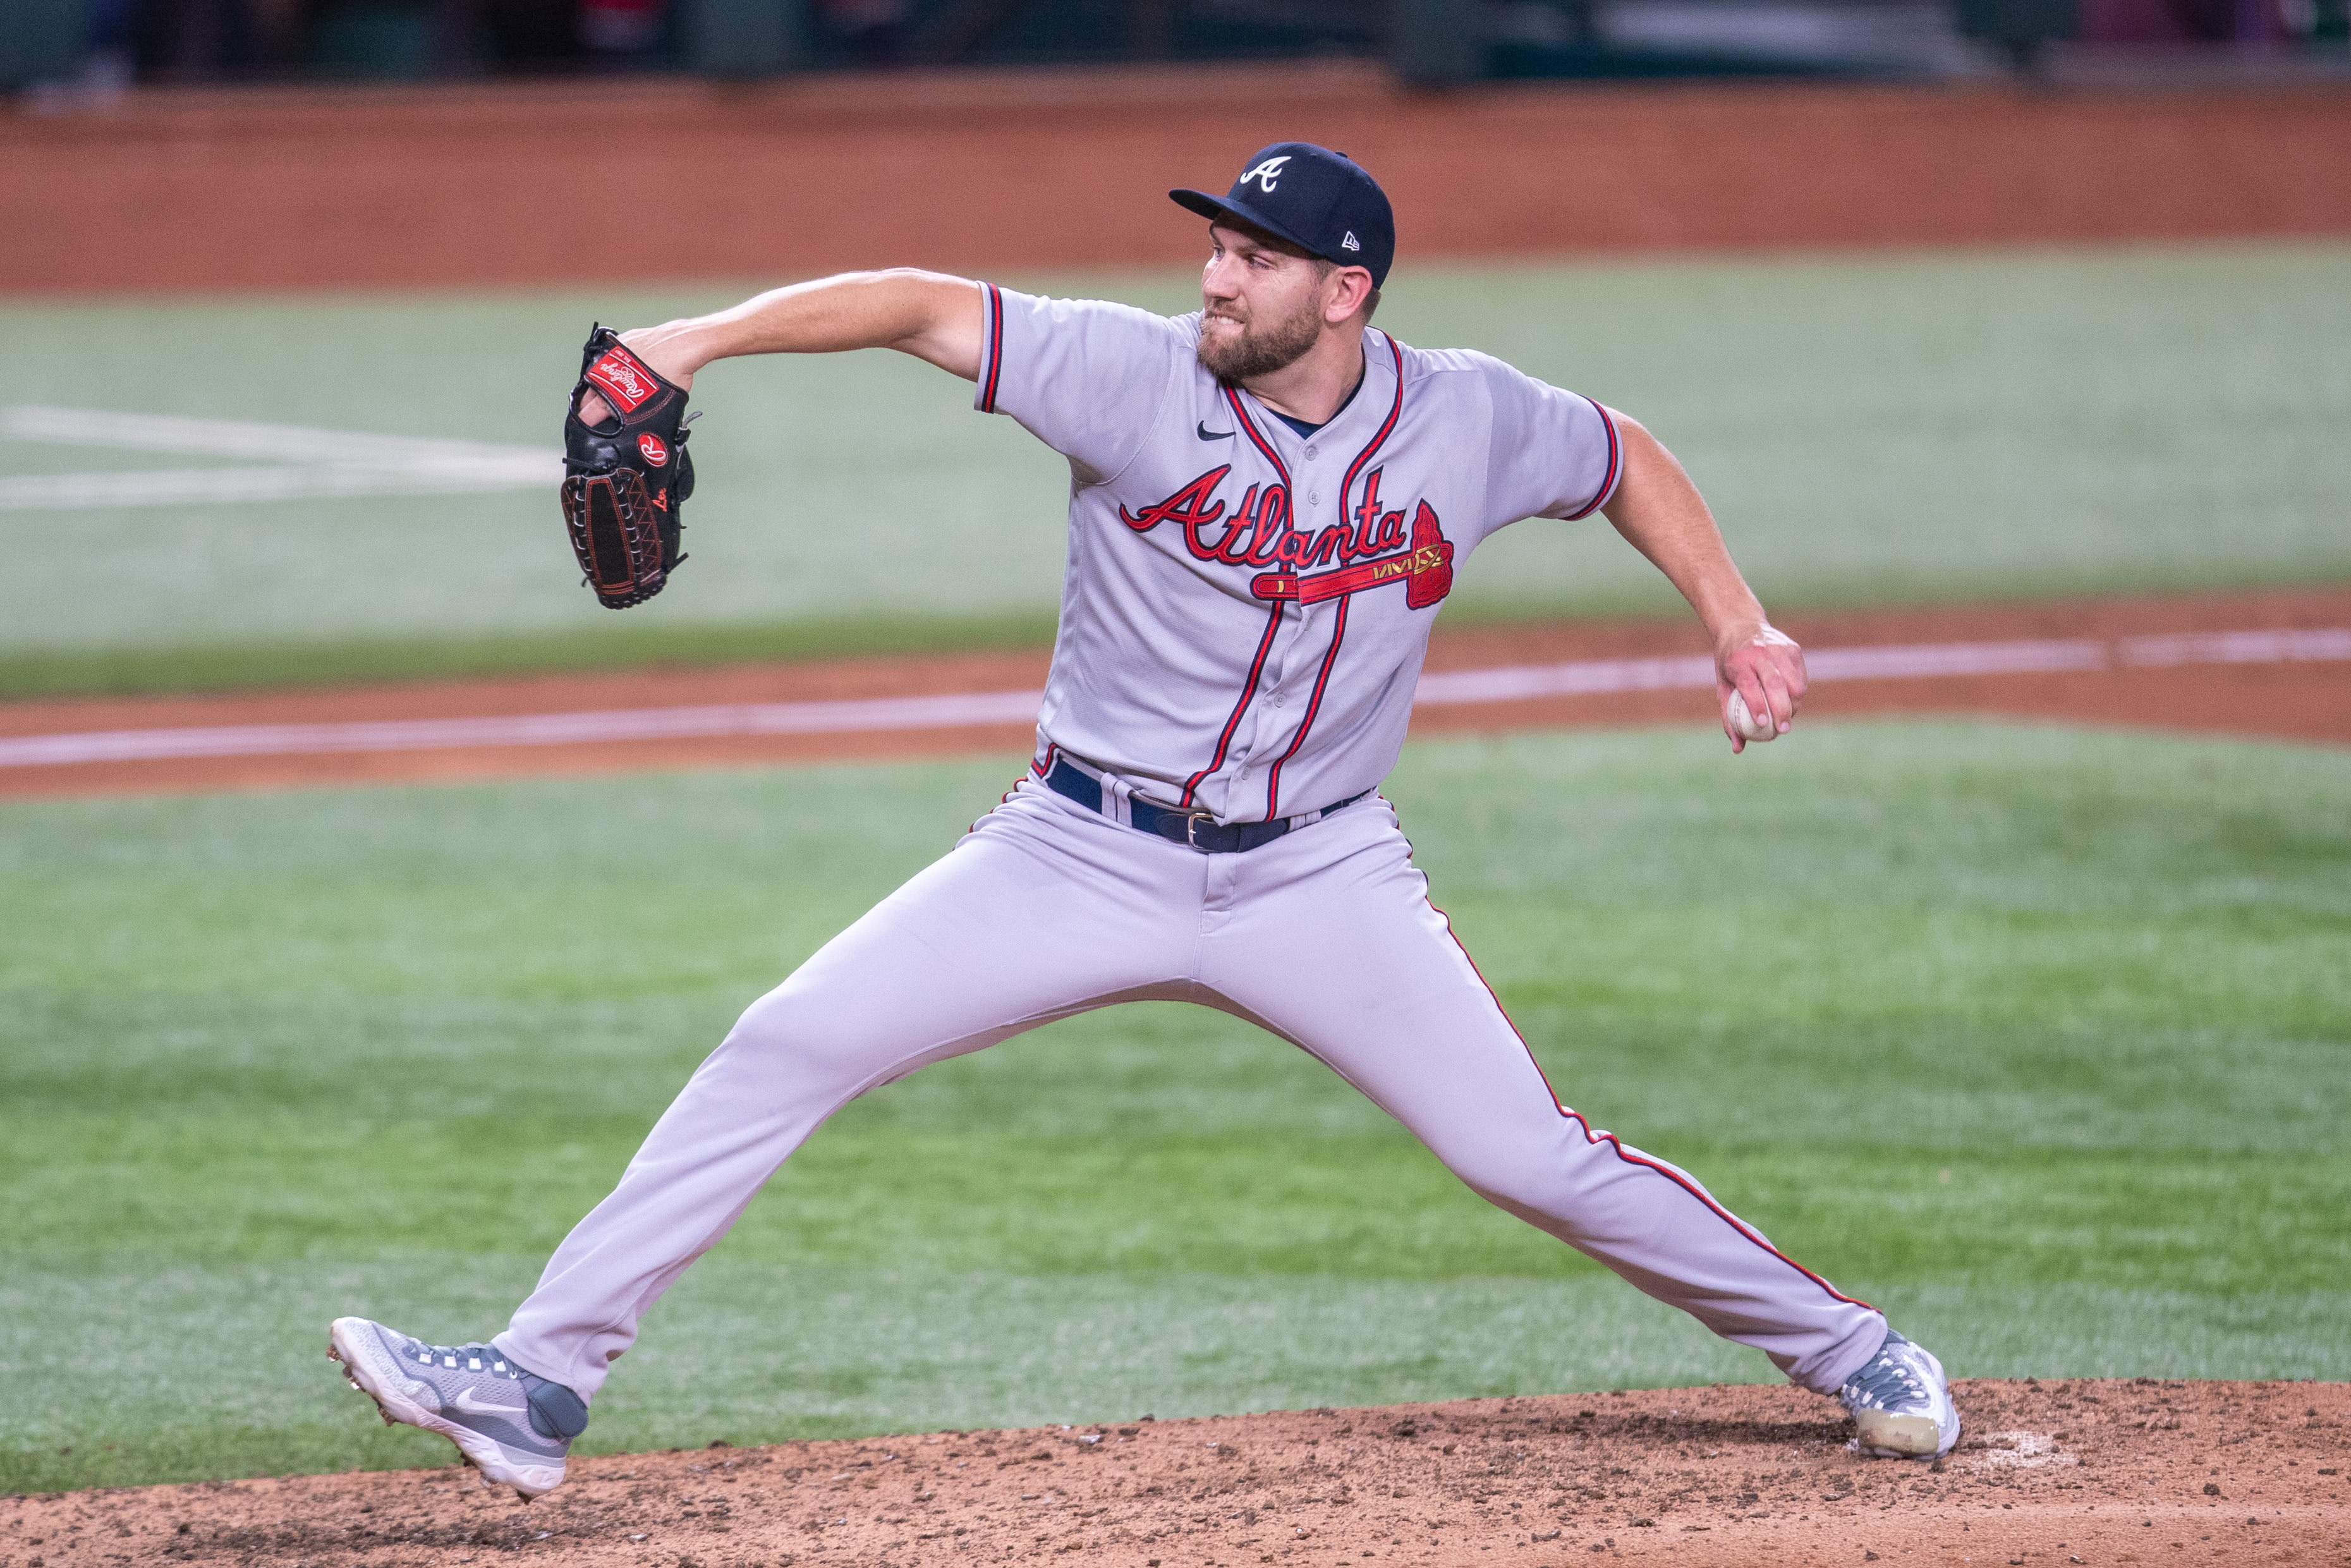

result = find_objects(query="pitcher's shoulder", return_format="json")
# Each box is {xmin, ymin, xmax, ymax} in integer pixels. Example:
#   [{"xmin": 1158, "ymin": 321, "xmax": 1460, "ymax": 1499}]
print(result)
[
  {"xmin": 1002, "ymin": 289, "xmax": 1202, "ymax": 348},
  {"xmin": 1388, "ymin": 337, "xmax": 1519, "ymax": 390}
]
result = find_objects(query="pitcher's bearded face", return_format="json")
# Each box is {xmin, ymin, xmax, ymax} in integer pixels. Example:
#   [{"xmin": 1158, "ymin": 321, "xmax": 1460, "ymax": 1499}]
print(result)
[
  {"xmin": 1198, "ymin": 222, "xmax": 1331, "ymax": 382},
  {"xmin": 1196, "ymin": 292, "xmax": 1321, "ymax": 381}
]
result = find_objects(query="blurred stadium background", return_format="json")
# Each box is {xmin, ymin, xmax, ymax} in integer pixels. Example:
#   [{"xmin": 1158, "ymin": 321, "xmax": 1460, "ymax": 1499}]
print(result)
[
  {"xmin": 1, "ymin": 0, "xmax": 2345, "ymax": 1499},
  {"xmin": 5, "ymin": 0, "xmax": 2351, "ymax": 87}
]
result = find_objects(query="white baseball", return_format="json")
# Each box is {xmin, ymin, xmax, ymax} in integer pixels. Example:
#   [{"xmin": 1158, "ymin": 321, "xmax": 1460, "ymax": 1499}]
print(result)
[{"xmin": 1726, "ymin": 689, "xmax": 1777, "ymax": 743}]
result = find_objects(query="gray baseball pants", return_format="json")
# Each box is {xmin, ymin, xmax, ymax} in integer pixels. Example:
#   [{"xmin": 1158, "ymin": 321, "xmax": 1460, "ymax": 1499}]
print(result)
[{"xmin": 496, "ymin": 777, "xmax": 1886, "ymax": 1401}]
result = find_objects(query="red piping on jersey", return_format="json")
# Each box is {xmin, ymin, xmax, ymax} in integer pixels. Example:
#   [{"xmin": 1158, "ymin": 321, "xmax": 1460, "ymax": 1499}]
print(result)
[
  {"xmin": 1337, "ymin": 332, "xmax": 1407, "ymax": 533},
  {"xmin": 1178, "ymin": 388, "xmax": 1295, "ymax": 811},
  {"xmin": 1224, "ymin": 384, "xmax": 1292, "ymax": 489},
  {"xmin": 1258, "ymin": 333, "xmax": 1408, "ymax": 818},
  {"xmin": 1031, "ymin": 741, "xmax": 1058, "ymax": 779},
  {"xmin": 978, "ymin": 284, "xmax": 1005, "ymax": 415},
  {"xmin": 1261, "ymin": 594, "xmax": 1347, "ymax": 818},
  {"xmin": 1564, "ymin": 396, "xmax": 1620, "ymax": 520},
  {"xmin": 1181, "ymin": 600, "xmax": 1282, "ymax": 809},
  {"xmin": 1429, "ymin": 889, "xmax": 1874, "ymax": 1315}
]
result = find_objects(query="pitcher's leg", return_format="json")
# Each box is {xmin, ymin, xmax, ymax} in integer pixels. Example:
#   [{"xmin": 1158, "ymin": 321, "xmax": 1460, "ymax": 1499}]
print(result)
[
  {"xmin": 498, "ymin": 786, "xmax": 1198, "ymax": 1397},
  {"xmin": 1203, "ymin": 802, "xmax": 1885, "ymax": 1395}
]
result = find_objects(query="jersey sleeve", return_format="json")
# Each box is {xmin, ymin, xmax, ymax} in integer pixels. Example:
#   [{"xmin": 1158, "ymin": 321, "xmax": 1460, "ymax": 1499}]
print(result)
[
  {"xmin": 975, "ymin": 284, "xmax": 1191, "ymax": 485},
  {"xmin": 1476, "ymin": 353, "xmax": 1625, "ymax": 525}
]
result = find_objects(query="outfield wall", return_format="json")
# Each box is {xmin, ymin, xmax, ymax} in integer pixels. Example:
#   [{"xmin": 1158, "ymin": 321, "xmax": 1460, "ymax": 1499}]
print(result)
[{"xmin": 6, "ymin": 66, "xmax": 2351, "ymax": 293}]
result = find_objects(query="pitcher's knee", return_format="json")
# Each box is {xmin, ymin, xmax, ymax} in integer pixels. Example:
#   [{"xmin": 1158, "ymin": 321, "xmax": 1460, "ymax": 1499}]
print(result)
[
  {"xmin": 1433, "ymin": 1126, "xmax": 1653, "ymax": 1238},
  {"xmin": 1435, "ymin": 1143, "xmax": 1570, "ymax": 1215},
  {"xmin": 708, "ymin": 983, "xmax": 897, "ymax": 1100}
]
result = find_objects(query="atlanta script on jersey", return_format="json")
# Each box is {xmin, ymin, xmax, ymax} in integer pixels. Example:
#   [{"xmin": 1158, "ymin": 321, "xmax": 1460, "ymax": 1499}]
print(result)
[{"xmin": 975, "ymin": 286, "xmax": 1623, "ymax": 824}]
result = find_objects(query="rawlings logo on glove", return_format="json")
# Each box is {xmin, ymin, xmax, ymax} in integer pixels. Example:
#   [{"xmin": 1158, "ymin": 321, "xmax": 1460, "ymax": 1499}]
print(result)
[{"xmin": 560, "ymin": 325, "xmax": 696, "ymax": 610}]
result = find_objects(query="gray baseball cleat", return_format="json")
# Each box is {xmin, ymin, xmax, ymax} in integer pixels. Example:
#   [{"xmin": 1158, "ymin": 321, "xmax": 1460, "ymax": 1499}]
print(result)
[
  {"xmin": 1837, "ymin": 1328, "xmax": 1961, "ymax": 1459},
  {"xmin": 328, "ymin": 1316, "xmax": 588, "ymax": 1498}
]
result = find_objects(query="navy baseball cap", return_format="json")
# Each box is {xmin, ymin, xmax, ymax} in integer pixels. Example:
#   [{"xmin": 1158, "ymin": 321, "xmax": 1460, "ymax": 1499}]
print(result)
[{"xmin": 1171, "ymin": 143, "xmax": 1395, "ymax": 287}]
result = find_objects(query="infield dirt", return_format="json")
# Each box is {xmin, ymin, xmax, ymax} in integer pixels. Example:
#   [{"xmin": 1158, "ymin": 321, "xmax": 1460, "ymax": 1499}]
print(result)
[
  {"xmin": 2, "ymin": 586, "xmax": 2342, "ymax": 798},
  {"xmin": 9, "ymin": 1378, "xmax": 2342, "ymax": 1566}
]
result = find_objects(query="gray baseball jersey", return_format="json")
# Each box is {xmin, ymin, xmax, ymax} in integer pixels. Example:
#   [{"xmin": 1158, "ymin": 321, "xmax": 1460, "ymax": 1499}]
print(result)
[
  {"xmin": 975, "ymin": 284, "xmax": 1623, "ymax": 823},
  {"xmin": 492, "ymin": 285, "xmax": 1893, "ymax": 1421}
]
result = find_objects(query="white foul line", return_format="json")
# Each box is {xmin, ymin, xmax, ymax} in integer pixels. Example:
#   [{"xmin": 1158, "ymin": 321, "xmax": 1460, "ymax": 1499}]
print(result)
[
  {"xmin": 0, "ymin": 406, "xmax": 559, "ymax": 511},
  {"xmin": 1, "ymin": 628, "xmax": 2344, "ymax": 772},
  {"xmin": 0, "ymin": 691, "xmax": 1051, "ymax": 769}
]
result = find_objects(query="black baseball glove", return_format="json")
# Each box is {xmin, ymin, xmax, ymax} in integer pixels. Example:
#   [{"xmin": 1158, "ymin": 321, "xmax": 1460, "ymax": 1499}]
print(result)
[{"xmin": 561, "ymin": 325, "xmax": 696, "ymax": 609}]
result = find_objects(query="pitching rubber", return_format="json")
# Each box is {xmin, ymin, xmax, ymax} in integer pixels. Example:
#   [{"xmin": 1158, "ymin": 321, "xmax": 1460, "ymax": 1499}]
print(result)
[{"xmin": 327, "ymin": 1316, "xmax": 566, "ymax": 1499}]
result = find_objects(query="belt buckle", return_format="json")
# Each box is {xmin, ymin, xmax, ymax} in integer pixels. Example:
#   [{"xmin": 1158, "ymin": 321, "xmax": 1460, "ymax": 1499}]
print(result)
[{"xmin": 1181, "ymin": 808, "xmax": 1217, "ymax": 853}]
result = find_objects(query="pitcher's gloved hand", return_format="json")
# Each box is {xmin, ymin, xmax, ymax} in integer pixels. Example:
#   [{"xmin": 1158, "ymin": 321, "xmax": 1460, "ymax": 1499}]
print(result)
[{"xmin": 560, "ymin": 325, "xmax": 696, "ymax": 609}]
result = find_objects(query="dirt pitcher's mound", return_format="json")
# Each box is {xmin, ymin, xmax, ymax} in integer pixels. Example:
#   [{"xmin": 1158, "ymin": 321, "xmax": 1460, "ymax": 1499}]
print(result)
[{"xmin": 12, "ymin": 1380, "xmax": 2343, "ymax": 1565}]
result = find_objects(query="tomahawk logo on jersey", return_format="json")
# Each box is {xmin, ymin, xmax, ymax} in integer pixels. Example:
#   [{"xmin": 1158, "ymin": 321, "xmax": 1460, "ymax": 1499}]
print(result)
[{"xmin": 975, "ymin": 283, "xmax": 1622, "ymax": 824}]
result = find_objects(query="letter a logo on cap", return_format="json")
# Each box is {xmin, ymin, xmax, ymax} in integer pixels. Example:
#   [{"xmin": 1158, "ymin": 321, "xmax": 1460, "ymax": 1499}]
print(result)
[{"xmin": 1240, "ymin": 155, "xmax": 1291, "ymax": 193}]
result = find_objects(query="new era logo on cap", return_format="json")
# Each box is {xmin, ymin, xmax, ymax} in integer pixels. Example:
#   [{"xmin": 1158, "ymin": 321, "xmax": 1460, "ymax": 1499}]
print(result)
[{"xmin": 1170, "ymin": 143, "xmax": 1396, "ymax": 286}]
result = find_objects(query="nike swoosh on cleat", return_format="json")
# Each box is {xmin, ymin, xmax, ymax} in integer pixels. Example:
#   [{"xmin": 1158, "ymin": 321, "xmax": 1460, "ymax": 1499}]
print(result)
[
  {"xmin": 1197, "ymin": 422, "xmax": 1234, "ymax": 441},
  {"xmin": 450, "ymin": 1387, "xmax": 528, "ymax": 1416}
]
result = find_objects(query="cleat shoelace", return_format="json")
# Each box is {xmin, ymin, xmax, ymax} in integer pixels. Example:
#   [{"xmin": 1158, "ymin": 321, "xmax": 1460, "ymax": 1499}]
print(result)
[
  {"xmin": 404, "ymin": 1337, "xmax": 519, "ymax": 1379},
  {"xmin": 1842, "ymin": 1335, "xmax": 1933, "ymax": 1414}
]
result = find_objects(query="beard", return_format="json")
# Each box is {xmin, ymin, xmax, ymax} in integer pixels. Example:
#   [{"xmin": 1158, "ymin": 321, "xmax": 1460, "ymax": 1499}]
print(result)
[{"xmin": 1196, "ymin": 298, "xmax": 1321, "ymax": 382}]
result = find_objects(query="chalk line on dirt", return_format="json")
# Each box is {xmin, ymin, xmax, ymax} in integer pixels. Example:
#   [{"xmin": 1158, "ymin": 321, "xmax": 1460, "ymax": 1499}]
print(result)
[{"xmin": 4, "ymin": 629, "xmax": 2344, "ymax": 770}]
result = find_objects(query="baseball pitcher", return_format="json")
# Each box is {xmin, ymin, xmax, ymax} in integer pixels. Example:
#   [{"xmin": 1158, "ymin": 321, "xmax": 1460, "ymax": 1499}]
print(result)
[{"xmin": 331, "ymin": 143, "xmax": 1960, "ymax": 1497}]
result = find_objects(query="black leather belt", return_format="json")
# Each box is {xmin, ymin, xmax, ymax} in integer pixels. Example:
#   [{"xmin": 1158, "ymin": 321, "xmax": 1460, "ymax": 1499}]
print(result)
[{"xmin": 1043, "ymin": 755, "xmax": 1368, "ymax": 854}]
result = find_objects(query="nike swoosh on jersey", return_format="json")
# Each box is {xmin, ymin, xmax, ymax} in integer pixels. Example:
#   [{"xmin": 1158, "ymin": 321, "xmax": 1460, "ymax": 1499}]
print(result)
[
  {"xmin": 1196, "ymin": 422, "xmax": 1235, "ymax": 441},
  {"xmin": 449, "ymin": 1387, "xmax": 528, "ymax": 1416}
]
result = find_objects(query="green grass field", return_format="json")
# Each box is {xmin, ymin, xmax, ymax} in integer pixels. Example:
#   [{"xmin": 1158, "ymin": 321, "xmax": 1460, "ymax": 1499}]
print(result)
[
  {"xmin": 6, "ymin": 240, "xmax": 2348, "ymax": 696},
  {"xmin": 4, "ymin": 720, "xmax": 2345, "ymax": 1495},
  {"xmin": 4, "ymin": 237, "xmax": 2345, "ymax": 1496}
]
